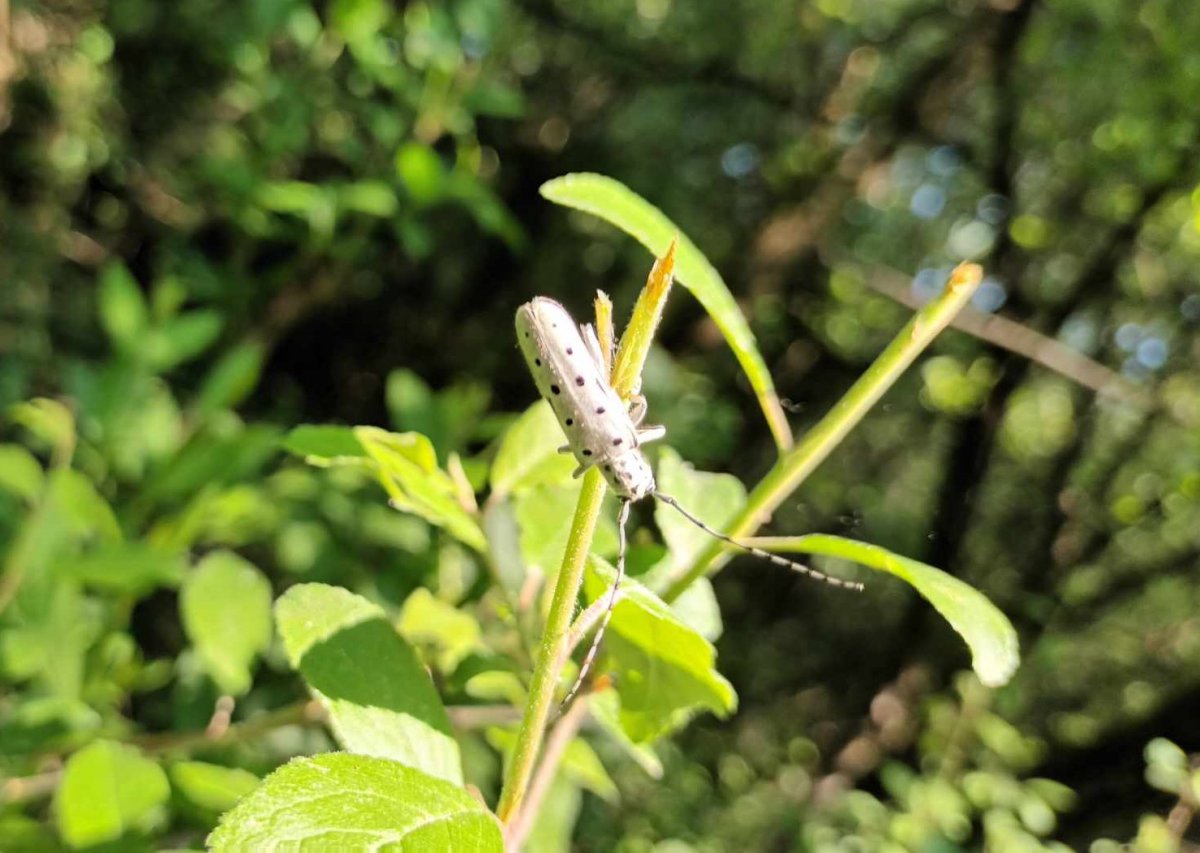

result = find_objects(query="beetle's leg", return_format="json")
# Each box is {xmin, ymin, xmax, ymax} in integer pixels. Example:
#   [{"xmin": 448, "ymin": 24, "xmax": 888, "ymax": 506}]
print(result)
[{"xmin": 636, "ymin": 425, "xmax": 667, "ymax": 446}]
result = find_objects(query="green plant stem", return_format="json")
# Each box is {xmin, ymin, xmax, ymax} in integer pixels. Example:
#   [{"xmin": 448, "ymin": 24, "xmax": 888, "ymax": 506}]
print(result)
[
  {"xmin": 664, "ymin": 265, "xmax": 983, "ymax": 602},
  {"xmin": 496, "ymin": 468, "xmax": 607, "ymax": 824}
]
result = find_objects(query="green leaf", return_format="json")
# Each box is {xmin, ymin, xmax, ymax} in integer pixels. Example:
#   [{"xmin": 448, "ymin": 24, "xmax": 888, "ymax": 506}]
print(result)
[
  {"xmin": 396, "ymin": 143, "xmax": 446, "ymax": 206},
  {"xmin": 196, "ymin": 342, "xmax": 265, "ymax": 416},
  {"xmin": 490, "ymin": 401, "xmax": 577, "ymax": 498},
  {"xmin": 55, "ymin": 740, "xmax": 169, "ymax": 848},
  {"xmin": 397, "ymin": 588, "xmax": 483, "ymax": 673},
  {"xmin": 61, "ymin": 544, "xmax": 186, "ymax": 596},
  {"xmin": 274, "ymin": 584, "xmax": 462, "ymax": 784},
  {"xmin": 589, "ymin": 690, "xmax": 663, "ymax": 778},
  {"xmin": 98, "ymin": 263, "xmax": 148, "ymax": 350},
  {"xmin": 355, "ymin": 427, "xmax": 487, "ymax": 551},
  {"xmin": 385, "ymin": 369, "xmax": 439, "ymax": 444},
  {"xmin": 147, "ymin": 311, "xmax": 224, "ymax": 371},
  {"xmin": 10, "ymin": 398, "xmax": 75, "ymax": 461},
  {"xmin": 281, "ymin": 425, "xmax": 366, "ymax": 460},
  {"xmin": 209, "ymin": 753, "xmax": 501, "ymax": 851},
  {"xmin": 169, "ymin": 761, "xmax": 260, "ymax": 815},
  {"xmin": 753, "ymin": 534, "xmax": 1020, "ymax": 687},
  {"xmin": 0, "ymin": 444, "xmax": 44, "ymax": 503},
  {"xmin": 540, "ymin": 173, "xmax": 790, "ymax": 449},
  {"xmin": 50, "ymin": 469, "xmax": 121, "ymax": 544},
  {"xmin": 180, "ymin": 551, "xmax": 273, "ymax": 696},
  {"xmin": 515, "ymin": 482, "xmax": 618, "ymax": 576},
  {"xmin": 339, "ymin": 181, "xmax": 399, "ymax": 218},
  {"xmin": 583, "ymin": 558, "xmax": 736, "ymax": 743},
  {"xmin": 648, "ymin": 448, "xmax": 746, "ymax": 590}
]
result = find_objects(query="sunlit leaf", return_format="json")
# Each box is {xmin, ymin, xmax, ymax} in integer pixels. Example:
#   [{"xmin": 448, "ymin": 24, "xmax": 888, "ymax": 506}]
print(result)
[
  {"xmin": 397, "ymin": 587, "xmax": 483, "ymax": 673},
  {"xmin": 749, "ymin": 534, "xmax": 1020, "ymax": 687},
  {"xmin": 62, "ymin": 543, "xmax": 186, "ymax": 596},
  {"xmin": 169, "ymin": 761, "xmax": 260, "ymax": 815},
  {"xmin": 281, "ymin": 425, "xmax": 366, "ymax": 460},
  {"xmin": 98, "ymin": 263, "xmax": 148, "ymax": 351},
  {"xmin": 540, "ymin": 173, "xmax": 791, "ymax": 449},
  {"xmin": 208, "ymin": 753, "xmax": 501, "ymax": 851},
  {"xmin": 196, "ymin": 342, "xmax": 265, "ymax": 416},
  {"xmin": 489, "ymin": 401, "xmax": 577, "ymax": 497},
  {"xmin": 9, "ymin": 398, "xmax": 75, "ymax": 461},
  {"xmin": 180, "ymin": 551, "xmax": 273, "ymax": 696},
  {"xmin": 275, "ymin": 583, "xmax": 462, "ymax": 784},
  {"xmin": 646, "ymin": 447, "xmax": 745, "ymax": 593},
  {"xmin": 355, "ymin": 427, "xmax": 487, "ymax": 551},
  {"xmin": 55, "ymin": 740, "xmax": 169, "ymax": 848},
  {"xmin": 583, "ymin": 558, "xmax": 736, "ymax": 743},
  {"xmin": 0, "ymin": 444, "xmax": 44, "ymax": 503}
]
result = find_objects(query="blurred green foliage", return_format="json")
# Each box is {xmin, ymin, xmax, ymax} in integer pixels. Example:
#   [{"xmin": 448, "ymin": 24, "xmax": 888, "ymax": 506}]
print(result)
[{"xmin": 3, "ymin": 0, "xmax": 1200, "ymax": 848}]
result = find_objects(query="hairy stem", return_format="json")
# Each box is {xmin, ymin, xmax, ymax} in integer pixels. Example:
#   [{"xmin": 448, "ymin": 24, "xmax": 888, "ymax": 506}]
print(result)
[{"xmin": 496, "ymin": 468, "xmax": 606, "ymax": 824}]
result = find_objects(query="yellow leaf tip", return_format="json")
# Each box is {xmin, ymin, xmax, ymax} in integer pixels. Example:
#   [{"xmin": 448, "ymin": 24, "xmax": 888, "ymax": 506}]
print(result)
[{"xmin": 948, "ymin": 262, "xmax": 984, "ymax": 293}]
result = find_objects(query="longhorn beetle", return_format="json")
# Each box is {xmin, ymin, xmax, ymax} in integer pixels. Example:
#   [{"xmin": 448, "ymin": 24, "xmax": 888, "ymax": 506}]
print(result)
[{"xmin": 515, "ymin": 296, "xmax": 863, "ymax": 709}]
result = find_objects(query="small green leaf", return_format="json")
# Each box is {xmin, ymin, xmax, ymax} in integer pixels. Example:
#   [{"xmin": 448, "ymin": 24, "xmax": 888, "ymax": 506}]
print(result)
[
  {"xmin": 50, "ymin": 469, "xmax": 121, "ymax": 544},
  {"xmin": 356, "ymin": 427, "xmax": 487, "ymax": 551},
  {"xmin": 339, "ymin": 181, "xmax": 399, "ymax": 217},
  {"xmin": 169, "ymin": 761, "xmax": 260, "ymax": 814},
  {"xmin": 490, "ymin": 401, "xmax": 577, "ymax": 497},
  {"xmin": 540, "ymin": 173, "xmax": 791, "ymax": 449},
  {"xmin": 515, "ymin": 483, "xmax": 618, "ymax": 576},
  {"xmin": 397, "ymin": 588, "xmax": 483, "ymax": 673},
  {"xmin": 385, "ymin": 369, "xmax": 439, "ymax": 444},
  {"xmin": 0, "ymin": 444, "xmax": 44, "ymax": 502},
  {"xmin": 281, "ymin": 425, "xmax": 366, "ymax": 460},
  {"xmin": 208, "ymin": 753, "xmax": 502, "ymax": 851},
  {"xmin": 588, "ymin": 690, "xmax": 663, "ymax": 778},
  {"xmin": 98, "ymin": 263, "xmax": 148, "ymax": 350},
  {"xmin": 275, "ymin": 584, "xmax": 462, "ymax": 784},
  {"xmin": 584, "ymin": 558, "xmax": 736, "ymax": 743},
  {"xmin": 196, "ymin": 342, "xmax": 265, "ymax": 415},
  {"xmin": 9, "ymin": 398, "xmax": 75, "ymax": 461},
  {"xmin": 61, "ymin": 544, "xmax": 186, "ymax": 595},
  {"xmin": 55, "ymin": 740, "xmax": 169, "ymax": 848},
  {"xmin": 396, "ymin": 143, "xmax": 446, "ymax": 206},
  {"xmin": 751, "ymin": 534, "xmax": 1020, "ymax": 687},
  {"xmin": 147, "ymin": 311, "xmax": 224, "ymax": 371},
  {"xmin": 180, "ymin": 551, "xmax": 273, "ymax": 696},
  {"xmin": 648, "ymin": 448, "xmax": 746, "ymax": 590}
]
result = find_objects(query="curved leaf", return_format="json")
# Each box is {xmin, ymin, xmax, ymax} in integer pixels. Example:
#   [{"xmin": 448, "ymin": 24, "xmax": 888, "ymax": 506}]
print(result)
[
  {"xmin": 583, "ymin": 558, "xmax": 736, "ymax": 743},
  {"xmin": 180, "ymin": 551, "xmax": 273, "ymax": 696},
  {"xmin": 208, "ymin": 753, "xmax": 502, "ymax": 851},
  {"xmin": 749, "ymin": 534, "xmax": 1019, "ymax": 687},
  {"xmin": 274, "ymin": 584, "xmax": 462, "ymax": 784},
  {"xmin": 55, "ymin": 740, "xmax": 169, "ymax": 848},
  {"xmin": 489, "ymin": 401, "xmax": 576, "ymax": 497},
  {"xmin": 540, "ymin": 173, "xmax": 791, "ymax": 450}
]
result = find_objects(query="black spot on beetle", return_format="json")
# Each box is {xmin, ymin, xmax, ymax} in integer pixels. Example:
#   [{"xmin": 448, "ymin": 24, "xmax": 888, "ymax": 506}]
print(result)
[
  {"xmin": 565, "ymin": 418, "xmax": 574, "ymax": 426},
  {"xmin": 566, "ymin": 347, "xmax": 574, "ymax": 355},
  {"xmin": 575, "ymin": 376, "xmax": 584, "ymax": 386},
  {"xmin": 534, "ymin": 358, "xmax": 541, "ymax": 366},
  {"xmin": 613, "ymin": 438, "xmax": 623, "ymax": 446},
  {"xmin": 582, "ymin": 449, "xmax": 593, "ymax": 457},
  {"xmin": 603, "ymin": 464, "xmax": 611, "ymax": 472},
  {"xmin": 550, "ymin": 384, "xmax": 561, "ymax": 394},
  {"xmin": 596, "ymin": 406, "xmax": 606, "ymax": 415}
]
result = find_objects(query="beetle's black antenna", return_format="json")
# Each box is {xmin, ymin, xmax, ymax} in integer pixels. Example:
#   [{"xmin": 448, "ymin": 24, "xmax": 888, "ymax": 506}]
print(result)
[
  {"xmin": 561, "ymin": 499, "xmax": 631, "ymax": 709},
  {"xmin": 653, "ymin": 492, "xmax": 864, "ymax": 591}
]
